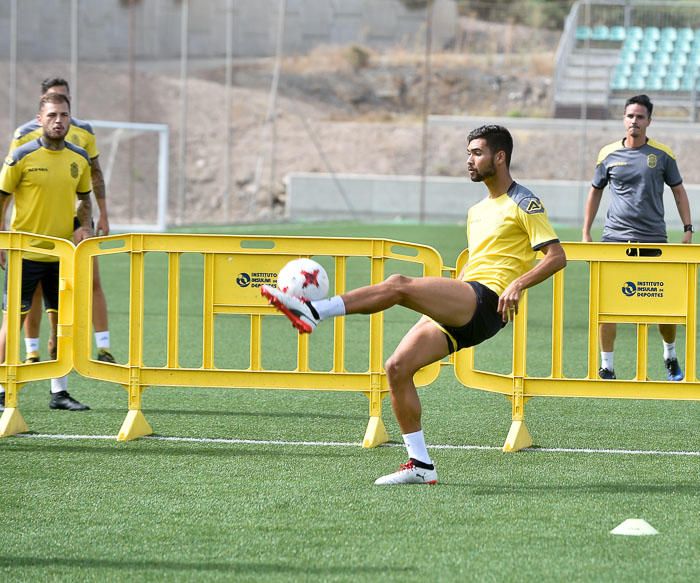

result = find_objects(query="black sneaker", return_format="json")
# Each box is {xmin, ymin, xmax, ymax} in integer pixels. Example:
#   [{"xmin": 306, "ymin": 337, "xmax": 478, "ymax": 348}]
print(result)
[
  {"xmin": 96, "ymin": 349, "xmax": 116, "ymax": 363},
  {"xmin": 49, "ymin": 391, "xmax": 90, "ymax": 411},
  {"xmin": 665, "ymin": 358, "xmax": 684, "ymax": 381},
  {"xmin": 598, "ymin": 367, "xmax": 616, "ymax": 380}
]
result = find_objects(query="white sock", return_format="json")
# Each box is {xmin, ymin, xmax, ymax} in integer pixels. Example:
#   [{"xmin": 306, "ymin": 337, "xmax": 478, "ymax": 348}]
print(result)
[
  {"xmin": 25, "ymin": 337, "xmax": 39, "ymax": 353},
  {"xmin": 663, "ymin": 341, "xmax": 677, "ymax": 361},
  {"xmin": 402, "ymin": 430, "xmax": 432, "ymax": 465},
  {"xmin": 50, "ymin": 376, "xmax": 68, "ymax": 394},
  {"xmin": 601, "ymin": 351, "xmax": 614, "ymax": 371},
  {"xmin": 95, "ymin": 331, "xmax": 110, "ymax": 350},
  {"xmin": 0, "ymin": 385, "xmax": 4, "ymax": 394},
  {"xmin": 310, "ymin": 296, "xmax": 346, "ymax": 321}
]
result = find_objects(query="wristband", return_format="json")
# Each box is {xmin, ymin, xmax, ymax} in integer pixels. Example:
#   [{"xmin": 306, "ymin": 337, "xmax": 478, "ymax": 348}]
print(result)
[{"xmin": 684, "ymin": 224, "xmax": 694, "ymax": 233}]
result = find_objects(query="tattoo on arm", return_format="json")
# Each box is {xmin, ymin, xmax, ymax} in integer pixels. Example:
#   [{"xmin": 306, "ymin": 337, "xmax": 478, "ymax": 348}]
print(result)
[
  {"xmin": 76, "ymin": 194, "xmax": 93, "ymax": 228},
  {"xmin": 0, "ymin": 193, "xmax": 11, "ymax": 230},
  {"xmin": 90, "ymin": 158, "xmax": 106, "ymax": 200}
]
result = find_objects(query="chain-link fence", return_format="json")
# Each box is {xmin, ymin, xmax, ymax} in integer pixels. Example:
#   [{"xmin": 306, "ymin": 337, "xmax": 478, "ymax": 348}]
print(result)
[{"xmin": 1, "ymin": 0, "xmax": 699, "ymax": 229}]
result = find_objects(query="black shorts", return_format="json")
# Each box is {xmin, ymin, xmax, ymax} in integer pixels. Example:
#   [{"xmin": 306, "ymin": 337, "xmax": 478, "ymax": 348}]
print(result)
[
  {"xmin": 437, "ymin": 281, "xmax": 506, "ymax": 354},
  {"xmin": 3, "ymin": 259, "xmax": 60, "ymax": 313}
]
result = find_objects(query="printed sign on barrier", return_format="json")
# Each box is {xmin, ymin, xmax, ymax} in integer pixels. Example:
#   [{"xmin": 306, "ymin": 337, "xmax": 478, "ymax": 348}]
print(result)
[
  {"xmin": 599, "ymin": 262, "xmax": 687, "ymax": 317},
  {"xmin": 214, "ymin": 254, "xmax": 287, "ymax": 307}
]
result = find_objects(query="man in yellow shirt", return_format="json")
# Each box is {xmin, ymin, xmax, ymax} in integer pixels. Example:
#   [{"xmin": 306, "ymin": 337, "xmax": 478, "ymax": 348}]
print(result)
[
  {"xmin": 263, "ymin": 125, "xmax": 567, "ymax": 485},
  {"xmin": 8, "ymin": 78, "xmax": 114, "ymax": 365},
  {"xmin": 0, "ymin": 92, "xmax": 92, "ymax": 411}
]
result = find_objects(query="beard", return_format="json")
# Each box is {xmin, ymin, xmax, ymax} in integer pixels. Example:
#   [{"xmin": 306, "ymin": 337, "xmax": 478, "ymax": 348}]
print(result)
[
  {"xmin": 468, "ymin": 160, "xmax": 496, "ymax": 182},
  {"xmin": 44, "ymin": 126, "xmax": 68, "ymax": 140}
]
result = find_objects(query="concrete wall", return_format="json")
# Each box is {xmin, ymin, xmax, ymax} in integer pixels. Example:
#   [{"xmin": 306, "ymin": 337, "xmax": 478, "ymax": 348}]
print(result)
[
  {"xmin": 285, "ymin": 172, "xmax": 697, "ymax": 231},
  {"xmin": 0, "ymin": 0, "xmax": 457, "ymax": 60}
]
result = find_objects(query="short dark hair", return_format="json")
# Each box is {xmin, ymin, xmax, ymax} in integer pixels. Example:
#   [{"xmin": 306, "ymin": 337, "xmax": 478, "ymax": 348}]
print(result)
[
  {"xmin": 467, "ymin": 124, "xmax": 514, "ymax": 167},
  {"xmin": 41, "ymin": 77, "xmax": 70, "ymax": 95},
  {"xmin": 39, "ymin": 92, "xmax": 71, "ymax": 111},
  {"xmin": 625, "ymin": 94, "xmax": 653, "ymax": 117}
]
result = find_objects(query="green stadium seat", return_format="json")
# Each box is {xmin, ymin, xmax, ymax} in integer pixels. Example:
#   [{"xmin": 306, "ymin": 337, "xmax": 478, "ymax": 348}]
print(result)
[
  {"xmin": 640, "ymin": 38, "xmax": 658, "ymax": 53},
  {"xmin": 680, "ymin": 76, "xmax": 697, "ymax": 91},
  {"xmin": 657, "ymin": 38, "xmax": 674, "ymax": 53},
  {"xmin": 628, "ymin": 77, "xmax": 647, "ymax": 90},
  {"xmin": 649, "ymin": 63, "xmax": 668, "ymax": 78},
  {"xmin": 611, "ymin": 75, "xmax": 629, "ymax": 91},
  {"xmin": 678, "ymin": 27, "xmax": 694, "ymax": 42},
  {"xmin": 632, "ymin": 63, "xmax": 650, "ymax": 78},
  {"xmin": 591, "ymin": 25, "xmax": 610, "ymax": 41},
  {"xmin": 644, "ymin": 27, "xmax": 661, "ymax": 41},
  {"xmin": 646, "ymin": 77, "xmax": 663, "ymax": 91},
  {"xmin": 628, "ymin": 26, "xmax": 644, "ymax": 40},
  {"xmin": 663, "ymin": 77, "xmax": 681, "ymax": 91},
  {"xmin": 609, "ymin": 26, "xmax": 626, "ymax": 42},
  {"xmin": 667, "ymin": 62, "xmax": 685, "ymax": 78},
  {"xmin": 671, "ymin": 52, "xmax": 688, "ymax": 67},
  {"xmin": 688, "ymin": 50, "xmax": 700, "ymax": 61},
  {"xmin": 660, "ymin": 27, "xmax": 677, "ymax": 41},
  {"xmin": 654, "ymin": 51, "xmax": 672, "ymax": 65},
  {"xmin": 615, "ymin": 63, "xmax": 633, "ymax": 78},
  {"xmin": 676, "ymin": 39, "xmax": 692, "ymax": 54},
  {"xmin": 636, "ymin": 52, "xmax": 655, "ymax": 65},
  {"xmin": 621, "ymin": 40, "xmax": 641, "ymax": 56},
  {"xmin": 576, "ymin": 26, "xmax": 592, "ymax": 41}
]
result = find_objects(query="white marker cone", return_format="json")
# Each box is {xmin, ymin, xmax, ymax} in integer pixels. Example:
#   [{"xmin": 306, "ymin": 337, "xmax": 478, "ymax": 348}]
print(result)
[{"xmin": 610, "ymin": 518, "xmax": 659, "ymax": 536}]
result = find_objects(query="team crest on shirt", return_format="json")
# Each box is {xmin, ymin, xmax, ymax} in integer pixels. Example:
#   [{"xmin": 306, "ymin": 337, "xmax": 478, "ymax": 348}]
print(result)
[
  {"xmin": 647, "ymin": 154, "xmax": 657, "ymax": 168},
  {"xmin": 70, "ymin": 162, "xmax": 79, "ymax": 178}
]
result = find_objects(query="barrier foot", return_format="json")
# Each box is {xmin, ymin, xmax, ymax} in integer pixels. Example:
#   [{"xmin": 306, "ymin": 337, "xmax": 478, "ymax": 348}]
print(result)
[
  {"xmin": 0, "ymin": 408, "xmax": 29, "ymax": 438},
  {"xmin": 502, "ymin": 420, "xmax": 532, "ymax": 452},
  {"xmin": 362, "ymin": 416, "xmax": 389, "ymax": 448},
  {"xmin": 117, "ymin": 410, "xmax": 153, "ymax": 442}
]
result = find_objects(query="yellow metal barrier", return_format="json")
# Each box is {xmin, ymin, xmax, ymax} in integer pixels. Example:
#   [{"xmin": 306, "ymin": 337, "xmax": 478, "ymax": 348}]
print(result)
[
  {"xmin": 454, "ymin": 242, "xmax": 700, "ymax": 452},
  {"xmin": 73, "ymin": 234, "xmax": 443, "ymax": 444},
  {"xmin": 0, "ymin": 232, "xmax": 75, "ymax": 437}
]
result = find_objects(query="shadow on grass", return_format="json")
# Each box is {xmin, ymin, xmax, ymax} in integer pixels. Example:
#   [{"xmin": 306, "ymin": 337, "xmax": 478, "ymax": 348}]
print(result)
[
  {"xmin": 438, "ymin": 480, "xmax": 700, "ymax": 494},
  {"xmin": 0, "ymin": 441, "xmax": 356, "ymax": 459},
  {"xmin": 146, "ymin": 408, "xmax": 367, "ymax": 421},
  {"xmin": 0, "ymin": 556, "xmax": 408, "ymax": 575}
]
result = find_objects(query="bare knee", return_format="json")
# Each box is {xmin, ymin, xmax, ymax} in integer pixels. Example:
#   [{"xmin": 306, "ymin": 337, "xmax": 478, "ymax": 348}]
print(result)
[
  {"xmin": 385, "ymin": 351, "xmax": 418, "ymax": 387},
  {"xmin": 383, "ymin": 273, "xmax": 412, "ymax": 302}
]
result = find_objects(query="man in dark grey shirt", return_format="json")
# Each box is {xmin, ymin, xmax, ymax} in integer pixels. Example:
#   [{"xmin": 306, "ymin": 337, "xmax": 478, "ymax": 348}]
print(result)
[{"xmin": 582, "ymin": 94, "xmax": 693, "ymax": 381}]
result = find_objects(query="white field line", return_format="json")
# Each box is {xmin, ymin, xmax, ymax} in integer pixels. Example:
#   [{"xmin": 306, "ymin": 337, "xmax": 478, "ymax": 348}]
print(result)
[{"xmin": 8, "ymin": 433, "xmax": 700, "ymax": 457}]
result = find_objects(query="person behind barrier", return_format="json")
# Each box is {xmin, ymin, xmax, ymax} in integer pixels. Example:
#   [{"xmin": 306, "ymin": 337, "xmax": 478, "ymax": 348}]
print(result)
[
  {"xmin": 0, "ymin": 92, "xmax": 92, "ymax": 412},
  {"xmin": 262, "ymin": 125, "xmax": 567, "ymax": 485},
  {"xmin": 582, "ymin": 94, "xmax": 693, "ymax": 381},
  {"xmin": 6, "ymin": 77, "xmax": 115, "ymax": 366}
]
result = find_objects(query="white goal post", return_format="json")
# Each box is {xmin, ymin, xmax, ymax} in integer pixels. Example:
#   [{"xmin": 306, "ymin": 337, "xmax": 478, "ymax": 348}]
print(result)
[{"xmin": 89, "ymin": 120, "xmax": 169, "ymax": 233}]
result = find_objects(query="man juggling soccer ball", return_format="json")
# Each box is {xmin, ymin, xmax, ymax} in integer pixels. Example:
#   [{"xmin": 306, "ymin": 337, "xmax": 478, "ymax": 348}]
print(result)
[{"xmin": 263, "ymin": 125, "xmax": 566, "ymax": 485}]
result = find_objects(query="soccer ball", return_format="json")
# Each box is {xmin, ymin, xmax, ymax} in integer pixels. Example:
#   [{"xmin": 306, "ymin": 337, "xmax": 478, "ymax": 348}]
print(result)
[{"xmin": 276, "ymin": 258, "xmax": 329, "ymax": 301}]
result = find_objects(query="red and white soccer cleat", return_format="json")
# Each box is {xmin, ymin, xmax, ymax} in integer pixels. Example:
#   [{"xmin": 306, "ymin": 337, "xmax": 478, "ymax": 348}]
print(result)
[
  {"xmin": 374, "ymin": 459, "xmax": 438, "ymax": 485},
  {"xmin": 261, "ymin": 285, "xmax": 320, "ymax": 334}
]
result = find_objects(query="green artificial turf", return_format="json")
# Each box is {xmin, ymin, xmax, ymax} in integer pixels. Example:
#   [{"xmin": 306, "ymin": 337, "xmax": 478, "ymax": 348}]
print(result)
[{"xmin": 2, "ymin": 223, "xmax": 700, "ymax": 582}]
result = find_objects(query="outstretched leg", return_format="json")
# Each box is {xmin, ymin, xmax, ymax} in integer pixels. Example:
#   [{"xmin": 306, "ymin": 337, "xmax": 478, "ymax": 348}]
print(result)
[{"xmin": 262, "ymin": 274, "xmax": 478, "ymax": 333}]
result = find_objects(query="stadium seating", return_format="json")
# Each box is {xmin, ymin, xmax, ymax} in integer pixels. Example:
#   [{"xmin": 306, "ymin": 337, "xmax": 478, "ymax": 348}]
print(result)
[
  {"xmin": 573, "ymin": 23, "xmax": 700, "ymax": 94},
  {"xmin": 603, "ymin": 25, "xmax": 700, "ymax": 93}
]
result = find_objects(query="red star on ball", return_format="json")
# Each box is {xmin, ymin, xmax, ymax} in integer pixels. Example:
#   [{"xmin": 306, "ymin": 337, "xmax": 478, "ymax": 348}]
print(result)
[{"xmin": 301, "ymin": 269, "xmax": 320, "ymax": 289}]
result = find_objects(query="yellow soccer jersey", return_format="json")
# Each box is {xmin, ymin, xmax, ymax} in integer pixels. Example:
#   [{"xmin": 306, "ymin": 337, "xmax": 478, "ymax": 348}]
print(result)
[
  {"xmin": 0, "ymin": 139, "xmax": 92, "ymax": 261},
  {"xmin": 463, "ymin": 182, "xmax": 559, "ymax": 296},
  {"xmin": 10, "ymin": 117, "xmax": 99, "ymax": 160}
]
